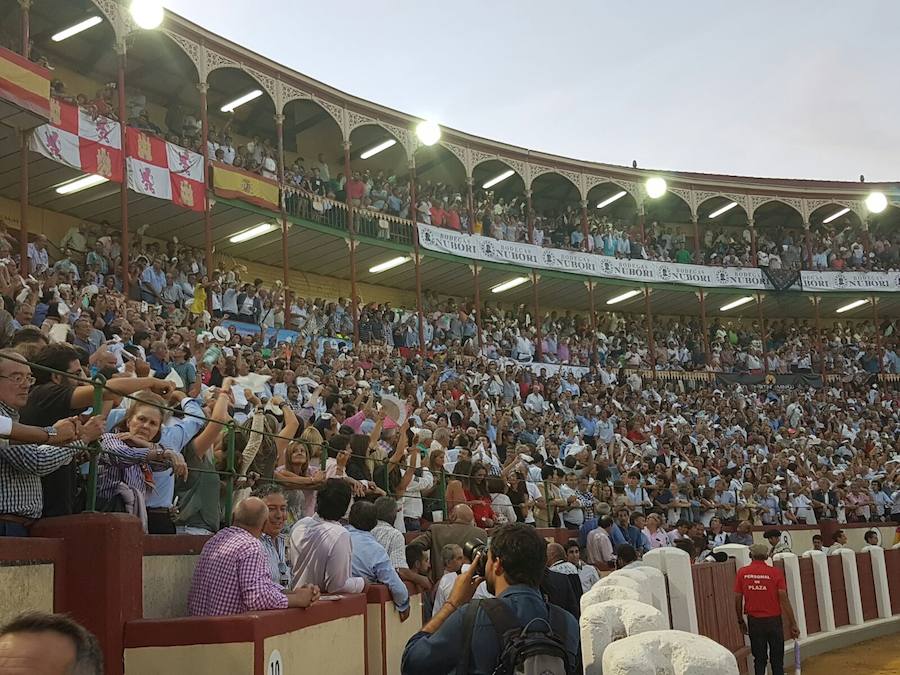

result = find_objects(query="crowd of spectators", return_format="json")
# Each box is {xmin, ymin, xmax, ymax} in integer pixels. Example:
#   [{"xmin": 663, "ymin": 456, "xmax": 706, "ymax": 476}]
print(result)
[{"xmin": 0, "ymin": 213, "xmax": 896, "ymax": 624}]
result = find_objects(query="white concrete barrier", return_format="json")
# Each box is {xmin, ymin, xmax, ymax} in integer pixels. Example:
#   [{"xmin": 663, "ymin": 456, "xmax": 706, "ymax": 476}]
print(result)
[
  {"xmin": 601, "ymin": 630, "xmax": 739, "ymax": 675},
  {"xmin": 773, "ymin": 552, "xmax": 807, "ymax": 638},
  {"xmin": 802, "ymin": 550, "xmax": 836, "ymax": 632},
  {"xmin": 862, "ymin": 545, "xmax": 893, "ymax": 618},
  {"xmin": 581, "ymin": 580, "xmax": 645, "ymax": 613},
  {"xmin": 838, "ymin": 548, "xmax": 864, "ymax": 626},
  {"xmin": 643, "ymin": 548, "xmax": 697, "ymax": 633},
  {"xmin": 580, "ymin": 600, "xmax": 665, "ymax": 675},
  {"xmin": 614, "ymin": 567, "xmax": 670, "ymax": 629},
  {"xmin": 714, "ymin": 543, "xmax": 750, "ymax": 569}
]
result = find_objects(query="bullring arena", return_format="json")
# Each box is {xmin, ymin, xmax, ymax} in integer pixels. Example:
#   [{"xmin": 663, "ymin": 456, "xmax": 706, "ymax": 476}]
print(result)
[{"xmin": 0, "ymin": 1, "xmax": 898, "ymax": 674}]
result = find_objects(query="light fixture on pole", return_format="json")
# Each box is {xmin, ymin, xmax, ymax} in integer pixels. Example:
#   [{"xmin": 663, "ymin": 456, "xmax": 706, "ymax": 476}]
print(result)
[
  {"xmin": 605, "ymin": 289, "xmax": 642, "ymax": 305},
  {"xmin": 52, "ymin": 16, "xmax": 103, "ymax": 42},
  {"xmin": 130, "ymin": 0, "xmax": 164, "ymax": 30},
  {"xmin": 415, "ymin": 120, "xmax": 441, "ymax": 146},
  {"xmin": 645, "ymin": 176, "xmax": 667, "ymax": 199},
  {"xmin": 482, "ymin": 169, "xmax": 514, "ymax": 190},
  {"xmin": 596, "ymin": 191, "xmax": 627, "ymax": 209},
  {"xmin": 55, "ymin": 174, "xmax": 109, "ymax": 195},
  {"xmin": 821, "ymin": 207, "xmax": 850, "ymax": 224},
  {"xmin": 220, "ymin": 90, "xmax": 263, "ymax": 113},
  {"xmin": 368, "ymin": 256, "xmax": 411, "ymax": 274},
  {"xmin": 359, "ymin": 139, "xmax": 397, "ymax": 160},
  {"xmin": 836, "ymin": 298, "xmax": 870, "ymax": 313},
  {"xmin": 229, "ymin": 223, "xmax": 276, "ymax": 244},
  {"xmin": 708, "ymin": 201, "xmax": 738, "ymax": 219},
  {"xmin": 719, "ymin": 296, "xmax": 755, "ymax": 312},
  {"xmin": 865, "ymin": 191, "xmax": 888, "ymax": 214},
  {"xmin": 491, "ymin": 276, "xmax": 528, "ymax": 293}
]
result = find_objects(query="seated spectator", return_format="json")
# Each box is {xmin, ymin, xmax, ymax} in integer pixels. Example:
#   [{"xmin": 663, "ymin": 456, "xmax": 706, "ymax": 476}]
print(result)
[
  {"xmin": 0, "ymin": 611, "xmax": 103, "ymax": 675},
  {"xmin": 565, "ymin": 541, "xmax": 599, "ymax": 593},
  {"xmin": 409, "ymin": 504, "xmax": 487, "ymax": 582},
  {"xmin": 290, "ymin": 478, "xmax": 364, "ymax": 594},
  {"xmin": 373, "ymin": 496, "xmax": 432, "ymax": 593},
  {"xmin": 347, "ymin": 500, "xmax": 410, "ymax": 620},
  {"xmin": 432, "ymin": 544, "xmax": 464, "ymax": 616},
  {"xmin": 188, "ymin": 497, "xmax": 319, "ymax": 616},
  {"xmin": 542, "ymin": 542, "xmax": 583, "ymax": 618}
]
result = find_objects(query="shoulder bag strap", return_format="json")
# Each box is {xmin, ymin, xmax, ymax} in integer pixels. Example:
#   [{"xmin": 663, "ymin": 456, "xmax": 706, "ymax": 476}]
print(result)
[{"xmin": 458, "ymin": 599, "xmax": 482, "ymax": 675}]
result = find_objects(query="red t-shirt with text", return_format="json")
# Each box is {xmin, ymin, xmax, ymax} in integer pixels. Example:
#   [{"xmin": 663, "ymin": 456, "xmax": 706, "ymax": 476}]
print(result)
[{"xmin": 733, "ymin": 560, "xmax": 786, "ymax": 618}]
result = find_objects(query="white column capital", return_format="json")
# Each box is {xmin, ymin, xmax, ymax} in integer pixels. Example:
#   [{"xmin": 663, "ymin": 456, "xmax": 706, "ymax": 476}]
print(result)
[{"xmin": 862, "ymin": 546, "xmax": 892, "ymax": 618}]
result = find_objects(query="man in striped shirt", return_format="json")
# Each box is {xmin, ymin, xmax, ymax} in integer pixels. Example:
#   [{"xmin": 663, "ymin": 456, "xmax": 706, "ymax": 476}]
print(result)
[
  {"xmin": 0, "ymin": 351, "xmax": 103, "ymax": 536},
  {"xmin": 189, "ymin": 497, "xmax": 319, "ymax": 616}
]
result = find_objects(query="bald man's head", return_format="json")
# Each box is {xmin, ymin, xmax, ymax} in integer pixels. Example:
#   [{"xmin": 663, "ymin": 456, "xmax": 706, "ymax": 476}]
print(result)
[
  {"xmin": 546, "ymin": 543, "xmax": 566, "ymax": 566},
  {"xmin": 233, "ymin": 497, "xmax": 268, "ymax": 535},
  {"xmin": 450, "ymin": 504, "xmax": 474, "ymax": 525}
]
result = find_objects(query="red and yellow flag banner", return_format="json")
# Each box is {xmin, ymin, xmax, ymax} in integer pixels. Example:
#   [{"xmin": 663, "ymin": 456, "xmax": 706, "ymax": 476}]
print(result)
[
  {"xmin": 212, "ymin": 161, "xmax": 279, "ymax": 211},
  {"xmin": 0, "ymin": 45, "xmax": 51, "ymax": 120}
]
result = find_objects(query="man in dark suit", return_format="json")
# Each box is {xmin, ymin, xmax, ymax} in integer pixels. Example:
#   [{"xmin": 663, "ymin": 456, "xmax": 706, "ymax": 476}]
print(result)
[
  {"xmin": 811, "ymin": 478, "xmax": 839, "ymax": 522},
  {"xmin": 542, "ymin": 543, "xmax": 583, "ymax": 619},
  {"xmin": 410, "ymin": 504, "xmax": 487, "ymax": 581}
]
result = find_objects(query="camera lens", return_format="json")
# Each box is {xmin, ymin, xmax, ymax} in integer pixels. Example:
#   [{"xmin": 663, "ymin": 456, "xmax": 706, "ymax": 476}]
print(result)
[{"xmin": 462, "ymin": 538, "xmax": 487, "ymax": 576}]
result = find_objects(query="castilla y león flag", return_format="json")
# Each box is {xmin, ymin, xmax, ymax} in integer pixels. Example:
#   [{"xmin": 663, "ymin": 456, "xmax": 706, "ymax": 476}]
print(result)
[
  {"xmin": 125, "ymin": 130, "xmax": 205, "ymax": 211},
  {"xmin": 30, "ymin": 98, "xmax": 122, "ymax": 182}
]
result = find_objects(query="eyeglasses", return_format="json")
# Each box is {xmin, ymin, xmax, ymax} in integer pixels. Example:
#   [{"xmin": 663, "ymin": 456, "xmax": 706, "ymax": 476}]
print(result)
[{"xmin": 0, "ymin": 373, "xmax": 34, "ymax": 386}]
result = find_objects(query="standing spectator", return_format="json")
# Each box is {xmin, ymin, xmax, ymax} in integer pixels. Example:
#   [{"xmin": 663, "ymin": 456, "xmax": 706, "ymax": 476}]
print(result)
[
  {"xmin": 26, "ymin": 235, "xmax": 49, "ymax": 275},
  {"xmin": 586, "ymin": 515, "xmax": 616, "ymax": 569},
  {"xmin": 409, "ymin": 504, "xmax": 487, "ymax": 582},
  {"xmin": 188, "ymin": 497, "xmax": 319, "ymax": 616},
  {"xmin": 347, "ymin": 501, "xmax": 410, "ymax": 620},
  {"xmin": 432, "ymin": 543, "xmax": 464, "ymax": 616},
  {"xmin": 290, "ymin": 479, "xmax": 365, "ymax": 594},
  {"xmin": 255, "ymin": 484, "xmax": 292, "ymax": 589},
  {"xmin": 373, "ymin": 496, "xmax": 432, "ymax": 592},
  {"xmin": 565, "ymin": 541, "xmax": 599, "ymax": 593},
  {"xmin": 139, "ymin": 258, "xmax": 166, "ymax": 304}
]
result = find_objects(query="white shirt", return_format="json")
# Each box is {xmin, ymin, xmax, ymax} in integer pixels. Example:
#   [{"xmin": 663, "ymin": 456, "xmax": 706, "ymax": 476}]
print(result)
[
  {"xmin": 401, "ymin": 466, "xmax": 434, "ymax": 519},
  {"xmin": 558, "ymin": 484, "xmax": 584, "ymax": 526},
  {"xmin": 289, "ymin": 515, "xmax": 364, "ymax": 594},
  {"xmin": 576, "ymin": 563, "xmax": 600, "ymax": 593},
  {"xmin": 524, "ymin": 480, "xmax": 541, "ymax": 524},
  {"xmin": 432, "ymin": 570, "xmax": 457, "ymax": 616},
  {"xmin": 491, "ymin": 493, "xmax": 517, "ymax": 525}
]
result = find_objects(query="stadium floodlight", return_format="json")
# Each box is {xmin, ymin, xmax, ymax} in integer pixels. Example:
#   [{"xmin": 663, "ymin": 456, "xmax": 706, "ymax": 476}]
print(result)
[
  {"xmin": 821, "ymin": 207, "xmax": 850, "ymax": 224},
  {"xmin": 130, "ymin": 0, "xmax": 164, "ymax": 30},
  {"xmin": 597, "ymin": 191, "xmax": 627, "ymax": 209},
  {"xmin": 836, "ymin": 299, "xmax": 870, "ymax": 314},
  {"xmin": 55, "ymin": 174, "xmax": 109, "ymax": 195},
  {"xmin": 415, "ymin": 120, "xmax": 441, "ymax": 146},
  {"xmin": 605, "ymin": 289, "xmax": 642, "ymax": 305},
  {"xmin": 360, "ymin": 139, "xmax": 397, "ymax": 160},
  {"xmin": 719, "ymin": 296, "xmax": 755, "ymax": 312},
  {"xmin": 229, "ymin": 223, "xmax": 275, "ymax": 244},
  {"xmin": 865, "ymin": 191, "xmax": 888, "ymax": 214},
  {"xmin": 709, "ymin": 201, "xmax": 738, "ymax": 219},
  {"xmin": 491, "ymin": 276, "xmax": 528, "ymax": 293},
  {"xmin": 482, "ymin": 170, "xmax": 514, "ymax": 190},
  {"xmin": 52, "ymin": 16, "xmax": 103, "ymax": 42},
  {"xmin": 368, "ymin": 256, "xmax": 410, "ymax": 274},
  {"xmin": 220, "ymin": 90, "xmax": 263, "ymax": 113},
  {"xmin": 645, "ymin": 176, "xmax": 667, "ymax": 199}
]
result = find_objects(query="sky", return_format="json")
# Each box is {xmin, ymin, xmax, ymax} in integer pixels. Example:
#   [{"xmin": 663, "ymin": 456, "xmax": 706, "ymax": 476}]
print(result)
[{"xmin": 163, "ymin": 1, "xmax": 900, "ymax": 182}]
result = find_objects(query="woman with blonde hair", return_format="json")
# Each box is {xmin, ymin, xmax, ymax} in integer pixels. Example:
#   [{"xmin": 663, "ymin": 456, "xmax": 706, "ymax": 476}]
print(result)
[{"xmin": 275, "ymin": 425, "xmax": 326, "ymax": 523}]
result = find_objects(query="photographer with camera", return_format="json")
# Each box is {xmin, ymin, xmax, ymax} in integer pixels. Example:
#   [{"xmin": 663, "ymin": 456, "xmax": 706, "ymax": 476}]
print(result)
[{"xmin": 402, "ymin": 523, "xmax": 580, "ymax": 675}]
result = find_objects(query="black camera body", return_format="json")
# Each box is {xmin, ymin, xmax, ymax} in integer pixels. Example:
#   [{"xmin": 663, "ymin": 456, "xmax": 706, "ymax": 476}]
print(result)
[{"xmin": 463, "ymin": 538, "xmax": 487, "ymax": 576}]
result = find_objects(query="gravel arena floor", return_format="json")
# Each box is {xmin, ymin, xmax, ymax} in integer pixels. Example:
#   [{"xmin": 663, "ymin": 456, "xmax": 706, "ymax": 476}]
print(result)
[{"xmin": 802, "ymin": 635, "xmax": 900, "ymax": 674}]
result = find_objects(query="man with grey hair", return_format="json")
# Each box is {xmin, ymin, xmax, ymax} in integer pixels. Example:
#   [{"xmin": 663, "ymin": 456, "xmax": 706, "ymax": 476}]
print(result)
[
  {"xmin": 189, "ymin": 497, "xmax": 319, "ymax": 615},
  {"xmin": 432, "ymin": 544, "xmax": 464, "ymax": 616},
  {"xmin": 372, "ymin": 496, "xmax": 432, "ymax": 592},
  {"xmin": 0, "ymin": 611, "xmax": 103, "ymax": 674}
]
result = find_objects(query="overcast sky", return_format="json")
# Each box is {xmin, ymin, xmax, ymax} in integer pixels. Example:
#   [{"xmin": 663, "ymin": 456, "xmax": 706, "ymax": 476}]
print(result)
[{"xmin": 163, "ymin": 1, "xmax": 899, "ymax": 182}]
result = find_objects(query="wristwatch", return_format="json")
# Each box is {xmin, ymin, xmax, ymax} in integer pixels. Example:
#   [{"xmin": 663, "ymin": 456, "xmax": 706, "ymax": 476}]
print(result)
[{"xmin": 44, "ymin": 426, "xmax": 58, "ymax": 442}]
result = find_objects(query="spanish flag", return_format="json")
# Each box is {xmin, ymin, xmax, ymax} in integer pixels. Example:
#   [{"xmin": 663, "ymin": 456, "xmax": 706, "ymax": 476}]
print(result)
[
  {"xmin": 0, "ymin": 46, "xmax": 50, "ymax": 120},
  {"xmin": 212, "ymin": 161, "xmax": 279, "ymax": 211}
]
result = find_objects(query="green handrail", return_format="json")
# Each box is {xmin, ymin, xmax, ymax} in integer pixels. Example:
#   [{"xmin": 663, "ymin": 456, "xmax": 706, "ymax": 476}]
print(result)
[
  {"xmin": 223, "ymin": 422, "xmax": 236, "ymax": 526},
  {"xmin": 83, "ymin": 374, "xmax": 106, "ymax": 513}
]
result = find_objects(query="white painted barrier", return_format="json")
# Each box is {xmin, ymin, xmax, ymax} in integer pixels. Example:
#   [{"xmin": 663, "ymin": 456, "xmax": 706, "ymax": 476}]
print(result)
[
  {"xmin": 580, "ymin": 600, "xmax": 665, "ymax": 675},
  {"xmin": 601, "ymin": 630, "xmax": 739, "ymax": 675},
  {"xmin": 773, "ymin": 552, "xmax": 807, "ymax": 638},
  {"xmin": 643, "ymin": 548, "xmax": 697, "ymax": 633},
  {"xmin": 838, "ymin": 548, "xmax": 864, "ymax": 626},
  {"xmin": 614, "ymin": 567, "xmax": 670, "ymax": 630},
  {"xmin": 862, "ymin": 546, "xmax": 893, "ymax": 618},
  {"xmin": 714, "ymin": 543, "xmax": 750, "ymax": 569},
  {"xmin": 581, "ymin": 582, "xmax": 644, "ymax": 613},
  {"xmin": 802, "ymin": 550, "xmax": 836, "ymax": 632}
]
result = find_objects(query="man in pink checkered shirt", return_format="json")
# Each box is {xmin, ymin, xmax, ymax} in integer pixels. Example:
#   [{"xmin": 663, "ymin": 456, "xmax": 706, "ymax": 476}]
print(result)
[{"xmin": 188, "ymin": 497, "xmax": 319, "ymax": 616}]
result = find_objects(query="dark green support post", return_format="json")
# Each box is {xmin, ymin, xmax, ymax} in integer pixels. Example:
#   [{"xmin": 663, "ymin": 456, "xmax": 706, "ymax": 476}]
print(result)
[{"xmin": 84, "ymin": 375, "xmax": 106, "ymax": 512}]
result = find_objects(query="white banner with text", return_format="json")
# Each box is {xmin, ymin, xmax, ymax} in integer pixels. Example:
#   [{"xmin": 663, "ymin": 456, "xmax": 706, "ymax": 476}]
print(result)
[{"xmin": 417, "ymin": 224, "xmax": 899, "ymax": 292}]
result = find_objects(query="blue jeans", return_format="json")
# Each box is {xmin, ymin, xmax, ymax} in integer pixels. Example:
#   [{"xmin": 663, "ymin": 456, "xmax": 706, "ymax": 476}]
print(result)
[{"xmin": 0, "ymin": 521, "xmax": 29, "ymax": 537}]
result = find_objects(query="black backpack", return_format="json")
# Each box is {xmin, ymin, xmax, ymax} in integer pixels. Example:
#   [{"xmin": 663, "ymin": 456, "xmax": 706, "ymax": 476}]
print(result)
[{"xmin": 459, "ymin": 598, "xmax": 573, "ymax": 675}]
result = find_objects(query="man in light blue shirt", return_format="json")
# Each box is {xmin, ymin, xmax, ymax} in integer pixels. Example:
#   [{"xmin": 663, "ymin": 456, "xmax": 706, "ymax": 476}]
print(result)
[
  {"xmin": 140, "ymin": 258, "xmax": 167, "ymax": 304},
  {"xmin": 106, "ymin": 391, "xmax": 206, "ymax": 518},
  {"xmin": 347, "ymin": 501, "xmax": 410, "ymax": 619}
]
